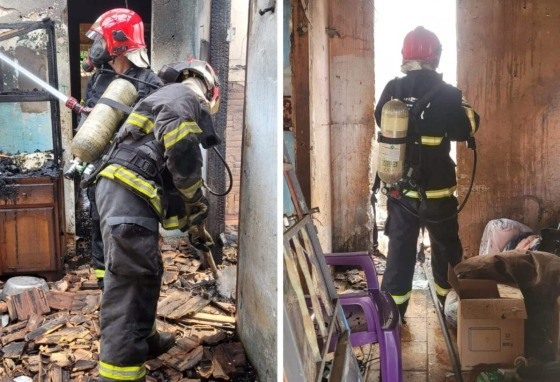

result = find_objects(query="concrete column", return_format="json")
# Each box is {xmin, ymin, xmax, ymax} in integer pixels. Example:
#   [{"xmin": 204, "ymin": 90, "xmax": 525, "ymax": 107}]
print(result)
[
  {"xmin": 236, "ymin": 0, "xmax": 277, "ymax": 380},
  {"xmin": 457, "ymin": 0, "xmax": 560, "ymax": 256},
  {"xmin": 151, "ymin": 0, "xmax": 211, "ymax": 71},
  {"xmin": 307, "ymin": 0, "xmax": 333, "ymax": 251},
  {"xmin": 328, "ymin": 0, "xmax": 375, "ymax": 252}
]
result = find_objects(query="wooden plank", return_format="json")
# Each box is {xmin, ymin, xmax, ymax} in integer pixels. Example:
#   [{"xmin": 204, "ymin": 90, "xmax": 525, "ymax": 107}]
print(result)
[
  {"xmin": 291, "ymin": 237, "xmax": 328, "ymax": 337},
  {"xmin": 222, "ymin": 342, "xmax": 247, "ymax": 367},
  {"xmin": 197, "ymin": 347, "xmax": 214, "ymax": 379},
  {"xmin": 5, "ymin": 288, "xmax": 50, "ymax": 321},
  {"xmin": 189, "ymin": 313, "xmax": 235, "ymax": 325},
  {"xmin": 1, "ymin": 327, "xmax": 27, "ymax": 345},
  {"xmin": 159, "ymin": 345, "xmax": 203, "ymax": 372},
  {"xmin": 47, "ymin": 364, "xmax": 70, "ymax": 382},
  {"xmin": 46, "ymin": 291, "xmax": 75, "ymax": 311},
  {"xmin": 25, "ymin": 315, "xmax": 68, "ymax": 341},
  {"xmin": 283, "ymin": 247, "xmax": 321, "ymax": 361},
  {"xmin": 73, "ymin": 360, "xmax": 96, "ymax": 372},
  {"xmin": 157, "ymin": 292, "xmax": 209, "ymax": 320},
  {"xmin": 212, "ymin": 344, "xmax": 236, "ymax": 379},
  {"xmin": 176, "ymin": 336, "xmax": 200, "ymax": 352},
  {"xmin": 35, "ymin": 326, "xmax": 89, "ymax": 345},
  {"xmin": 1, "ymin": 341, "xmax": 26, "ymax": 358}
]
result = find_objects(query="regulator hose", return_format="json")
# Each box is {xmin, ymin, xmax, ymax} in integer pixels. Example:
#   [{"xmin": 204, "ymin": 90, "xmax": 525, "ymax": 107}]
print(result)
[
  {"xmin": 389, "ymin": 138, "xmax": 477, "ymax": 224},
  {"xmin": 96, "ymin": 68, "xmax": 234, "ymax": 196}
]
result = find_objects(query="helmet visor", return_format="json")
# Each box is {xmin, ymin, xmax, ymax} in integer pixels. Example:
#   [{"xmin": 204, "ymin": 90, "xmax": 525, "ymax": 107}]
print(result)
[{"xmin": 86, "ymin": 27, "xmax": 101, "ymax": 40}]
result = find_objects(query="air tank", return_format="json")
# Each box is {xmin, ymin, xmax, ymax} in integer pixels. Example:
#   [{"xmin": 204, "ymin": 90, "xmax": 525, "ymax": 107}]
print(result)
[
  {"xmin": 377, "ymin": 99, "xmax": 409, "ymax": 184},
  {"xmin": 70, "ymin": 78, "xmax": 137, "ymax": 163}
]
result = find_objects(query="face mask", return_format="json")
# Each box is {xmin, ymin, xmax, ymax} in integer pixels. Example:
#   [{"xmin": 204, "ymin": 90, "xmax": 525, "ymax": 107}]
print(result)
[{"xmin": 84, "ymin": 37, "xmax": 112, "ymax": 70}]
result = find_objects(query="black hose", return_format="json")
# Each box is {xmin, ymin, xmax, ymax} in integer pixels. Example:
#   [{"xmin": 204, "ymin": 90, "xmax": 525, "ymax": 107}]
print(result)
[
  {"xmin": 422, "ymin": 261, "xmax": 464, "ymax": 382},
  {"xmin": 206, "ymin": 146, "xmax": 233, "ymax": 197},
  {"xmin": 98, "ymin": 68, "xmax": 161, "ymax": 89},
  {"xmin": 389, "ymin": 146, "xmax": 477, "ymax": 224}
]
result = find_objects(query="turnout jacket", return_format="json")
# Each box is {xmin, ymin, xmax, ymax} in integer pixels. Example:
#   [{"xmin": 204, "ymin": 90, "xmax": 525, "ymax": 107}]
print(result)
[
  {"xmin": 97, "ymin": 83, "xmax": 220, "ymax": 230},
  {"xmin": 375, "ymin": 69, "xmax": 480, "ymax": 198}
]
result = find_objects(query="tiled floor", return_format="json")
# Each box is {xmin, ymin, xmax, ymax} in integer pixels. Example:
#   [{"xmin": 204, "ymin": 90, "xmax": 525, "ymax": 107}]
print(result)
[{"xmin": 361, "ymin": 265, "xmax": 457, "ymax": 382}]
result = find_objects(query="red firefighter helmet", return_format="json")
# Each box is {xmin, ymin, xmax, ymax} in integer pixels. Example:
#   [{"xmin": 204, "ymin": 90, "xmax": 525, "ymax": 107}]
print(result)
[
  {"xmin": 87, "ymin": 8, "xmax": 146, "ymax": 57},
  {"xmin": 402, "ymin": 26, "xmax": 442, "ymax": 67}
]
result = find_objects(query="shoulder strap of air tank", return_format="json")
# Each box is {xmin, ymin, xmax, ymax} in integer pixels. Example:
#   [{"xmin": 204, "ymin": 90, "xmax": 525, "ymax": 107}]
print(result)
[
  {"xmin": 97, "ymin": 97, "xmax": 133, "ymax": 115},
  {"xmin": 410, "ymin": 80, "xmax": 445, "ymax": 119}
]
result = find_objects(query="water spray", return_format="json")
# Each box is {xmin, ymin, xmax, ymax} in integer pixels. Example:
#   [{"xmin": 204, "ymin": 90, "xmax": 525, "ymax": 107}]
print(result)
[{"xmin": 0, "ymin": 50, "xmax": 88, "ymax": 115}]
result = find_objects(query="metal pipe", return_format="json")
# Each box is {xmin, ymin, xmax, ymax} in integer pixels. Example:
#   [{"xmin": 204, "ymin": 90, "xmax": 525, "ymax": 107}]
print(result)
[{"xmin": 421, "ymin": 261, "xmax": 464, "ymax": 382}]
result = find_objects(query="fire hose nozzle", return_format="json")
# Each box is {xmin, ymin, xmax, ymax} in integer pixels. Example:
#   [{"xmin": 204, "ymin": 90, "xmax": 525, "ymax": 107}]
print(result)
[{"xmin": 65, "ymin": 97, "xmax": 91, "ymax": 116}]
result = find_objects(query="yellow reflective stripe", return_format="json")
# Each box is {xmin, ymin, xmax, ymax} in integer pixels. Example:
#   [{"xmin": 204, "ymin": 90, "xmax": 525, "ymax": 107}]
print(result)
[
  {"xmin": 163, "ymin": 121, "xmax": 202, "ymax": 149},
  {"xmin": 421, "ymin": 136, "xmax": 443, "ymax": 146},
  {"xmin": 162, "ymin": 215, "xmax": 189, "ymax": 230},
  {"xmin": 178, "ymin": 179, "xmax": 203, "ymax": 200},
  {"xmin": 125, "ymin": 113, "xmax": 154, "ymax": 133},
  {"xmin": 402, "ymin": 186, "xmax": 457, "ymax": 199},
  {"xmin": 95, "ymin": 269, "xmax": 105, "ymax": 279},
  {"xmin": 463, "ymin": 106, "xmax": 477, "ymax": 136},
  {"xmin": 435, "ymin": 283, "xmax": 452, "ymax": 297},
  {"xmin": 99, "ymin": 165, "xmax": 162, "ymax": 215},
  {"xmin": 148, "ymin": 322, "xmax": 157, "ymax": 338},
  {"xmin": 390, "ymin": 291, "xmax": 411, "ymax": 305},
  {"xmin": 98, "ymin": 361, "xmax": 146, "ymax": 381}
]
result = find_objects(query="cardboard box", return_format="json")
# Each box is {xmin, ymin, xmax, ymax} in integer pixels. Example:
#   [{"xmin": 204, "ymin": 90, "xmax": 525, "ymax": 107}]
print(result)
[{"xmin": 448, "ymin": 266, "xmax": 527, "ymax": 368}]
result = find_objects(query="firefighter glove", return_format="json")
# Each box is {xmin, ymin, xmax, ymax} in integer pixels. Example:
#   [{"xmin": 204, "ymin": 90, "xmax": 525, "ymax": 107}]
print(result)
[
  {"xmin": 188, "ymin": 225, "xmax": 214, "ymax": 251},
  {"xmin": 185, "ymin": 194, "xmax": 209, "ymax": 227}
]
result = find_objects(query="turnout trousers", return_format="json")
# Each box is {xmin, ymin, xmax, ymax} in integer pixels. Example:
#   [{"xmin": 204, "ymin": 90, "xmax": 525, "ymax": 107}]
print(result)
[
  {"xmin": 87, "ymin": 184, "xmax": 105, "ymax": 286},
  {"xmin": 380, "ymin": 196, "xmax": 463, "ymax": 317},
  {"xmin": 96, "ymin": 177, "xmax": 163, "ymax": 381}
]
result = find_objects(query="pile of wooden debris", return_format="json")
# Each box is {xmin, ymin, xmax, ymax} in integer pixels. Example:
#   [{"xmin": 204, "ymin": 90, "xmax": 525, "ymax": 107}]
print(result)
[{"xmin": 0, "ymin": 244, "xmax": 255, "ymax": 381}]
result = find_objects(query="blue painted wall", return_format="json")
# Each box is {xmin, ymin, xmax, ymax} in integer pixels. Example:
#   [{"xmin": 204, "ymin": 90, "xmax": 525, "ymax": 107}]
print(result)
[
  {"xmin": 0, "ymin": 103, "xmax": 52, "ymax": 153},
  {"xmin": 283, "ymin": 131, "xmax": 296, "ymax": 216}
]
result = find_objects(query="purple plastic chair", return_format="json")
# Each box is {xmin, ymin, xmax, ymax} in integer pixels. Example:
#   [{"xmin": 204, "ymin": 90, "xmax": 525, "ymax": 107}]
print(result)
[{"xmin": 325, "ymin": 251, "xmax": 402, "ymax": 382}]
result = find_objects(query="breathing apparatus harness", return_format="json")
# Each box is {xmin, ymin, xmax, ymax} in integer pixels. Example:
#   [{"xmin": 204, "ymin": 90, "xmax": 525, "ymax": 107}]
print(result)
[
  {"xmin": 371, "ymin": 78, "xmax": 477, "ymax": 252},
  {"xmin": 79, "ymin": 68, "xmax": 233, "ymax": 197}
]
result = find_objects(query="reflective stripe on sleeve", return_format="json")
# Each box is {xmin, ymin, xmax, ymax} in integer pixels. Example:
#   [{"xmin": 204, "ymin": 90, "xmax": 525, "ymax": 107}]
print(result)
[
  {"xmin": 125, "ymin": 112, "xmax": 154, "ymax": 133},
  {"xmin": 420, "ymin": 136, "xmax": 443, "ymax": 146},
  {"xmin": 462, "ymin": 97, "xmax": 478, "ymax": 136},
  {"xmin": 98, "ymin": 361, "xmax": 146, "ymax": 381},
  {"xmin": 402, "ymin": 186, "xmax": 457, "ymax": 199},
  {"xmin": 162, "ymin": 215, "xmax": 189, "ymax": 230},
  {"xmin": 178, "ymin": 179, "xmax": 203, "ymax": 200},
  {"xmin": 435, "ymin": 283, "xmax": 452, "ymax": 297},
  {"xmin": 390, "ymin": 291, "xmax": 412, "ymax": 305},
  {"xmin": 94, "ymin": 269, "xmax": 105, "ymax": 279},
  {"xmin": 163, "ymin": 121, "xmax": 202, "ymax": 149}
]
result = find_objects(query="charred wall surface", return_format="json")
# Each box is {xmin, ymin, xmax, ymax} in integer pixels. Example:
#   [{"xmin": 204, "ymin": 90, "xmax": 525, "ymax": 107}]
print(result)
[{"xmin": 457, "ymin": 0, "xmax": 560, "ymax": 256}]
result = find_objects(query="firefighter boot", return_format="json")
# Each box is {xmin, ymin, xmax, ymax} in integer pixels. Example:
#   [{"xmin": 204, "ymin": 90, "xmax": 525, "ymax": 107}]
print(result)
[{"xmin": 146, "ymin": 332, "xmax": 176, "ymax": 358}]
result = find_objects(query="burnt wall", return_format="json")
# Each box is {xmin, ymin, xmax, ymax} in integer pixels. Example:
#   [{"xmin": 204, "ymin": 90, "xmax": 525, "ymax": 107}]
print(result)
[{"xmin": 457, "ymin": 0, "xmax": 560, "ymax": 256}]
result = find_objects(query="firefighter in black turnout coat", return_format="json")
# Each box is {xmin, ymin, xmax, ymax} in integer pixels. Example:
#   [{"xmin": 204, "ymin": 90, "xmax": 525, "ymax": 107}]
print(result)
[
  {"xmin": 94, "ymin": 59, "xmax": 220, "ymax": 381},
  {"xmin": 80, "ymin": 8, "xmax": 163, "ymax": 289},
  {"xmin": 375, "ymin": 27, "xmax": 480, "ymax": 320}
]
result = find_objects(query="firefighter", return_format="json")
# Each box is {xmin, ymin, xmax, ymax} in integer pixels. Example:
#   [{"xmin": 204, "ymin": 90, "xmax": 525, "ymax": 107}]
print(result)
[
  {"xmin": 375, "ymin": 26, "xmax": 480, "ymax": 320},
  {"xmin": 94, "ymin": 59, "xmax": 220, "ymax": 381},
  {"xmin": 81, "ymin": 8, "xmax": 163, "ymax": 289}
]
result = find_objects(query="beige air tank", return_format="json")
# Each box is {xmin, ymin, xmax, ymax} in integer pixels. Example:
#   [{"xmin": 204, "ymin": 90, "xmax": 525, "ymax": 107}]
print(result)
[
  {"xmin": 70, "ymin": 78, "xmax": 138, "ymax": 163},
  {"xmin": 377, "ymin": 99, "xmax": 409, "ymax": 184}
]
